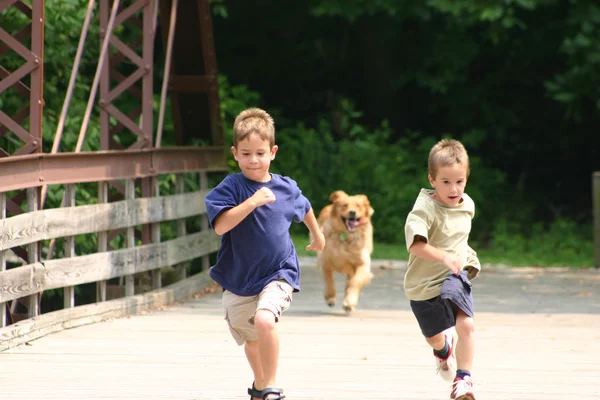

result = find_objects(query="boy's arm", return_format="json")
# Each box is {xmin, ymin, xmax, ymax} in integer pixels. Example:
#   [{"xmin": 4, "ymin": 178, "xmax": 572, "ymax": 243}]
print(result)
[
  {"xmin": 212, "ymin": 187, "xmax": 275, "ymax": 235},
  {"xmin": 409, "ymin": 236, "xmax": 461, "ymax": 275},
  {"xmin": 464, "ymin": 245, "xmax": 481, "ymax": 279},
  {"xmin": 303, "ymin": 208, "xmax": 325, "ymax": 252}
]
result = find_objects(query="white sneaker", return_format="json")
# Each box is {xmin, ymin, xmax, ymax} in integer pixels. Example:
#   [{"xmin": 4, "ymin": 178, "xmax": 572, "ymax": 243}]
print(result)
[
  {"xmin": 451, "ymin": 375, "xmax": 475, "ymax": 400},
  {"xmin": 434, "ymin": 328, "xmax": 457, "ymax": 382}
]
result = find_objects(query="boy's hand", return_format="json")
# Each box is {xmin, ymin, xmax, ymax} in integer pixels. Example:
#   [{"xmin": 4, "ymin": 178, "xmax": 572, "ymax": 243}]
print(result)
[
  {"xmin": 250, "ymin": 187, "xmax": 276, "ymax": 208},
  {"xmin": 306, "ymin": 231, "xmax": 325, "ymax": 252},
  {"xmin": 441, "ymin": 252, "xmax": 461, "ymax": 275}
]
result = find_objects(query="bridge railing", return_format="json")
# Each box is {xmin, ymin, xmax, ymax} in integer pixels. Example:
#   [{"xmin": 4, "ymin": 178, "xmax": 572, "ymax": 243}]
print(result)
[
  {"xmin": 594, "ymin": 172, "xmax": 600, "ymax": 269},
  {"xmin": 0, "ymin": 147, "xmax": 227, "ymax": 349}
]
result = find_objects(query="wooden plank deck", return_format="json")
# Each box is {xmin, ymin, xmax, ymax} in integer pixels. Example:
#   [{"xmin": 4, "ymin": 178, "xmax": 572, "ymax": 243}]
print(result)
[{"xmin": 0, "ymin": 261, "xmax": 599, "ymax": 400}]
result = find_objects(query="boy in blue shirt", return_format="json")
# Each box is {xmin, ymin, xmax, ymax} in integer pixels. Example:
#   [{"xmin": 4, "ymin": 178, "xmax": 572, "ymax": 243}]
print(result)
[{"xmin": 205, "ymin": 108, "xmax": 325, "ymax": 400}]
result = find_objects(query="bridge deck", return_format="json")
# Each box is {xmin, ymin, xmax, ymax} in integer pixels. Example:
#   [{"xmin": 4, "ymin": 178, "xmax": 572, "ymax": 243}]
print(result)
[{"xmin": 1, "ymin": 262, "xmax": 599, "ymax": 400}]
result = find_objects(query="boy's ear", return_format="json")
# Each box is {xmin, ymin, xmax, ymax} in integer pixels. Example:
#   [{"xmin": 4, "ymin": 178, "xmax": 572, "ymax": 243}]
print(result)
[
  {"xmin": 270, "ymin": 145, "xmax": 279, "ymax": 160},
  {"xmin": 427, "ymin": 173, "xmax": 435, "ymax": 187},
  {"xmin": 231, "ymin": 146, "xmax": 238, "ymax": 160}
]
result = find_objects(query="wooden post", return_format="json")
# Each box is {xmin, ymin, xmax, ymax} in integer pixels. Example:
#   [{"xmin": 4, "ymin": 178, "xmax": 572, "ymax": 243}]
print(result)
[
  {"xmin": 176, "ymin": 174, "xmax": 186, "ymax": 280},
  {"xmin": 594, "ymin": 172, "xmax": 600, "ymax": 269},
  {"xmin": 0, "ymin": 193, "xmax": 6, "ymax": 327},
  {"xmin": 200, "ymin": 172, "xmax": 210, "ymax": 271},
  {"xmin": 63, "ymin": 184, "xmax": 76, "ymax": 308},
  {"xmin": 151, "ymin": 176, "xmax": 161, "ymax": 289},
  {"xmin": 97, "ymin": 181, "xmax": 108, "ymax": 302},
  {"xmin": 27, "ymin": 188, "xmax": 39, "ymax": 317},
  {"xmin": 125, "ymin": 179, "xmax": 135, "ymax": 296}
]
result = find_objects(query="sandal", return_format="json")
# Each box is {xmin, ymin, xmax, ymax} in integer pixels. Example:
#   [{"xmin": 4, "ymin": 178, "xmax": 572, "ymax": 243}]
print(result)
[
  {"xmin": 260, "ymin": 387, "xmax": 285, "ymax": 400},
  {"xmin": 247, "ymin": 382, "xmax": 262, "ymax": 399}
]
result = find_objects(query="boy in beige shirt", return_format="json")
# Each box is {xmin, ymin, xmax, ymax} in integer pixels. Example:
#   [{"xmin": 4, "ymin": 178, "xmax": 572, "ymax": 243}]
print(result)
[{"xmin": 404, "ymin": 139, "xmax": 480, "ymax": 400}]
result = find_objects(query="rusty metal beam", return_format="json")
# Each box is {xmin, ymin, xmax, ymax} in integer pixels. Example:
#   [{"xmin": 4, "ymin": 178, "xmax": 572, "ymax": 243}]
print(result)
[
  {"xmin": 77, "ymin": 0, "xmax": 120, "ymax": 153},
  {"xmin": 105, "ymin": 67, "xmax": 145, "ymax": 103},
  {"xmin": 155, "ymin": 0, "xmax": 177, "ymax": 148},
  {"xmin": 0, "ymin": 147, "xmax": 227, "ymax": 192},
  {"xmin": 0, "ymin": 1, "xmax": 20, "ymax": 14},
  {"xmin": 160, "ymin": 0, "xmax": 223, "ymax": 147},
  {"xmin": 0, "ymin": 0, "xmax": 43, "ymax": 156},
  {"xmin": 0, "ymin": 66, "xmax": 29, "ymax": 96},
  {"xmin": 110, "ymin": 36, "xmax": 144, "ymax": 67},
  {"xmin": 0, "ymin": 26, "xmax": 34, "ymax": 60},
  {"xmin": 170, "ymin": 75, "xmax": 209, "ymax": 92},
  {"xmin": 30, "ymin": 0, "xmax": 43, "ymax": 153},
  {"xmin": 0, "ymin": 24, "xmax": 31, "ymax": 57},
  {"xmin": 0, "ymin": 107, "xmax": 28, "ymax": 136},
  {"xmin": 52, "ymin": 0, "xmax": 96, "ymax": 156},
  {"xmin": 100, "ymin": 0, "xmax": 154, "ymax": 152},
  {"xmin": 196, "ymin": 0, "xmax": 222, "ymax": 146}
]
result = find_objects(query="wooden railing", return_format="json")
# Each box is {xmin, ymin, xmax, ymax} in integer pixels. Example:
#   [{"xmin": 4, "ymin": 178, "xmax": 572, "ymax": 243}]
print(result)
[
  {"xmin": 594, "ymin": 172, "xmax": 600, "ymax": 269},
  {"xmin": 0, "ymin": 147, "xmax": 227, "ymax": 350}
]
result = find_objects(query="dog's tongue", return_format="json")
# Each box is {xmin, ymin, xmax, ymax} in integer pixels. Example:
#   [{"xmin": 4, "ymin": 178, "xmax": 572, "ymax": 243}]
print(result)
[{"xmin": 346, "ymin": 218, "xmax": 358, "ymax": 232}]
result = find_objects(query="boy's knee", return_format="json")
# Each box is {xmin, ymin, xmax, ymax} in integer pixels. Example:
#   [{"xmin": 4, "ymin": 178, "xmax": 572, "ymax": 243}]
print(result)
[
  {"xmin": 456, "ymin": 316, "xmax": 475, "ymax": 336},
  {"xmin": 253, "ymin": 309, "xmax": 277, "ymax": 332},
  {"xmin": 424, "ymin": 331, "xmax": 446, "ymax": 348}
]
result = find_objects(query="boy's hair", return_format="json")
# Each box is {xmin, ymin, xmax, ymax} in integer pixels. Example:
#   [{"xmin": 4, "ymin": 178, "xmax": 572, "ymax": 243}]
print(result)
[
  {"xmin": 232, "ymin": 108, "xmax": 275, "ymax": 148},
  {"xmin": 428, "ymin": 139, "xmax": 470, "ymax": 179}
]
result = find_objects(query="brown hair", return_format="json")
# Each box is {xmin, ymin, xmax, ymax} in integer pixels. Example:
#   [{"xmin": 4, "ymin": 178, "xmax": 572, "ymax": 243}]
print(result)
[
  {"xmin": 232, "ymin": 107, "xmax": 275, "ymax": 147},
  {"xmin": 428, "ymin": 139, "xmax": 470, "ymax": 179}
]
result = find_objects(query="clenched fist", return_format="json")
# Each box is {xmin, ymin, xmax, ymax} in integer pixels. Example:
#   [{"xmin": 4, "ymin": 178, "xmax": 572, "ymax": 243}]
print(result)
[{"xmin": 250, "ymin": 187, "xmax": 276, "ymax": 208}]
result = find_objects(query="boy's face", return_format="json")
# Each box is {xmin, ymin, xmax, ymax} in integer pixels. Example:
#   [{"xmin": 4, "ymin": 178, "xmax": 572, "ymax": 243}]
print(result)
[
  {"xmin": 428, "ymin": 162, "xmax": 468, "ymax": 207},
  {"xmin": 231, "ymin": 134, "xmax": 278, "ymax": 182}
]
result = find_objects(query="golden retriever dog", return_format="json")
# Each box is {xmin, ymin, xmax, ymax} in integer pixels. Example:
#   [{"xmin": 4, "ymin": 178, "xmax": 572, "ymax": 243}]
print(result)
[{"xmin": 315, "ymin": 190, "xmax": 374, "ymax": 312}]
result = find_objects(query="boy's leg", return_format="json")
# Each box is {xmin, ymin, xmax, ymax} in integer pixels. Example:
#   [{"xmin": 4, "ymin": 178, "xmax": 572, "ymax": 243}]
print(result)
[
  {"xmin": 254, "ymin": 309, "xmax": 279, "ymax": 390},
  {"xmin": 450, "ymin": 309, "xmax": 476, "ymax": 400},
  {"xmin": 410, "ymin": 298, "xmax": 457, "ymax": 381},
  {"xmin": 244, "ymin": 340, "xmax": 263, "ymax": 400},
  {"xmin": 252, "ymin": 280, "xmax": 293, "ymax": 398},
  {"xmin": 424, "ymin": 331, "xmax": 446, "ymax": 351},
  {"xmin": 454, "ymin": 309, "xmax": 475, "ymax": 372},
  {"xmin": 222, "ymin": 291, "xmax": 263, "ymax": 398},
  {"xmin": 427, "ymin": 328, "xmax": 457, "ymax": 382}
]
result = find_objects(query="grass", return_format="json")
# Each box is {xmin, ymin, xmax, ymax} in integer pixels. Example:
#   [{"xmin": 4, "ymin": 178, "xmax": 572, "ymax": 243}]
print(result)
[{"xmin": 291, "ymin": 232, "xmax": 596, "ymax": 268}]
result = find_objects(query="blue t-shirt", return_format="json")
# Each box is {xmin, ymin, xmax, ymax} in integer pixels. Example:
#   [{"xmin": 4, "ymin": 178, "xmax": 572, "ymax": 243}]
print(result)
[{"xmin": 205, "ymin": 173, "xmax": 311, "ymax": 296}]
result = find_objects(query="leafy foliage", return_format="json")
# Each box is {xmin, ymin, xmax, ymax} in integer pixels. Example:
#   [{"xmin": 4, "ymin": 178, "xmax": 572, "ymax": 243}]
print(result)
[{"xmin": 0, "ymin": 0, "xmax": 596, "ymax": 267}]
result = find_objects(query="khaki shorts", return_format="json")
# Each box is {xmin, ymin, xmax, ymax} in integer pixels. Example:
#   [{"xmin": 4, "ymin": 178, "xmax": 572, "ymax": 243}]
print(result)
[{"xmin": 222, "ymin": 280, "xmax": 293, "ymax": 346}]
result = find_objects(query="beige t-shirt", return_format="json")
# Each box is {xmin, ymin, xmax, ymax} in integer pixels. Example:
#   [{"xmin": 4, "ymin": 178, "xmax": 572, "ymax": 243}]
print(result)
[{"xmin": 403, "ymin": 189, "xmax": 480, "ymax": 301}]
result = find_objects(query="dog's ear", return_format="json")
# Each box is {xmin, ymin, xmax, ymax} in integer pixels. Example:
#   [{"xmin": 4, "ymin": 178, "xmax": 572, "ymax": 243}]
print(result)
[
  {"xmin": 329, "ymin": 190, "xmax": 347, "ymax": 203},
  {"xmin": 356, "ymin": 194, "xmax": 374, "ymax": 217},
  {"xmin": 356, "ymin": 194, "xmax": 370, "ymax": 207}
]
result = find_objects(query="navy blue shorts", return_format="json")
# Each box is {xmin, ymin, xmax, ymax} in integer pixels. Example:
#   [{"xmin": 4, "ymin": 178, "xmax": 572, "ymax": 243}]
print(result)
[{"xmin": 410, "ymin": 271, "xmax": 474, "ymax": 338}]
